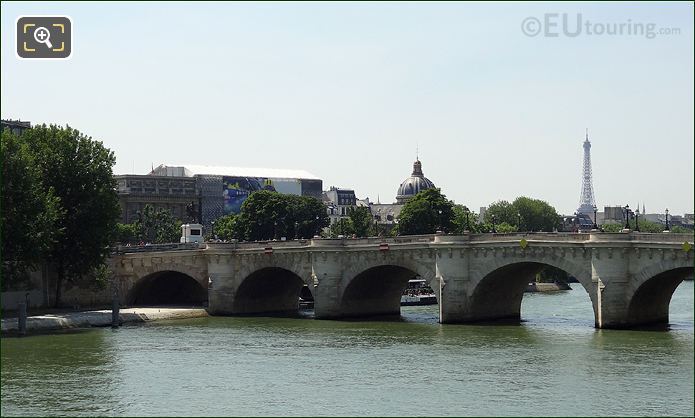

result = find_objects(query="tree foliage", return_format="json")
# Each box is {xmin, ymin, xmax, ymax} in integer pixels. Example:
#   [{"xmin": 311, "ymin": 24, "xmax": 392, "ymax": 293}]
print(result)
[
  {"xmin": 330, "ymin": 218, "xmax": 355, "ymax": 238},
  {"xmin": 398, "ymin": 188, "xmax": 455, "ymax": 235},
  {"xmin": 21, "ymin": 125, "xmax": 121, "ymax": 306},
  {"xmin": 114, "ymin": 205, "xmax": 182, "ymax": 244},
  {"xmin": 452, "ymin": 205, "xmax": 490, "ymax": 233},
  {"xmin": 136, "ymin": 204, "xmax": 181, "ymax": 244},
  {"xmin": 484, "ymin": 197, "xmax": 561, "ymax": 232},
  {"xmin": 1, "ymin": 129, "xmax": 62, "ymax": 290},
  {"xmin": 513, "ymin": 196, "xmax": 561, "ymax": 232},
  {"xmin": 348, "ymin": 207, "xmax": 373, "ymax": 237},
  {"xmin": 212, "ymin": 214, "xmax": 242, "ymax": 241},
  {"xmin": 235, "ymin": 190, "xmax": 329, "ymax": 241}
]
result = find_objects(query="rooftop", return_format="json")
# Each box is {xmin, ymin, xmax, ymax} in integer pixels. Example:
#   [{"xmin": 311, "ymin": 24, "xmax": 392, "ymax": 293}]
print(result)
[{"xmin": 152, "ymin": 164, "xmax": 321, "ymax": 180}]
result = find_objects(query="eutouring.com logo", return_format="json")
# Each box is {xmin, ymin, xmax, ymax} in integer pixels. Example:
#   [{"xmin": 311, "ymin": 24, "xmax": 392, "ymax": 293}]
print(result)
[{"xmin": 521, "ymin": 13, "xmax": 681, "ymax": 39}]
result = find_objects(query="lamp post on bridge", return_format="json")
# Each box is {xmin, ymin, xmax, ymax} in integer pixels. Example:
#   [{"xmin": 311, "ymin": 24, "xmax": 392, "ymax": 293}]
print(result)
[
  {"xmin": 635, "ymin": 208, "xmax": 641, "ymax": 232},
  {"xmin": 573, "ymin": 212, "xmax": 578, "ymax": 233},
  {"xmin": 491, "ymin": 214, "xmax": 497, "ymax": 233},
  {"xmin": 624, "ymin": 204, "xmax": 631, "ymax": 230},
  {"xmin": 664, "ymin": 208, "xmax": 670, "ymax": 232},
  {"xmin": 592, "ymin": 205, "xmax": 598, "ymax": 230}
]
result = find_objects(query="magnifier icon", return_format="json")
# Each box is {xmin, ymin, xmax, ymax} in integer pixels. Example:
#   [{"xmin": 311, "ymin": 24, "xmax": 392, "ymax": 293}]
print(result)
[{"xmin": 33, "ymin": 27, "xmax": 53, "ymax": 49}]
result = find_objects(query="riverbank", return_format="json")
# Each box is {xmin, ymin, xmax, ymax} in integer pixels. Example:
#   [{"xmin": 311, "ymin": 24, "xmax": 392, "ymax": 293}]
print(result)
[
  {"xmin": 1, "ymin": 307, "xmax": 208, "ymax": 336},
  {"xmin": 526, "ymin": 282, "xmax": 571, "ymax": 292}
]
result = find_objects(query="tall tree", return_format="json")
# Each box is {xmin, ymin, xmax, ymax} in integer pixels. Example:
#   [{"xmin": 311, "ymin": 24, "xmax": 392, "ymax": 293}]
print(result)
[
  {"xmin": 1, "ymin": 129, "xmax": 62, "ymax": 290},
  {"xmin": 398, "ymin": 188, "xmax": 455, "ymax": 235},
  {"xmin": 513, "ymin": 196, "xmax": 561, "ymax": 232},
  {"xmin": 236, "ymin": 191, "xmax": 329, "ymax": 241},
  {"xmin": 348, "ymin": 206, "xmax": 373, "ymax": 237},
  {"xmin": 452, "ymin": 205, "xmax": 489, "ymax": 233},
  {"xmin": 23, "ymin": 125, "xmax": 120, "ymax": 306},
  {"xmin": 212, "ymin": 214, "xmax": 243, "ymax": 241},
  {"xmin": 330, "ymin": 218, "xmax": 355, "ymax": 237},
  {"xmin": 136, "ymin": 204, "xmax": 181, "ymax": 244},
  {"xmin": 484, "ymin": 200, "xmax": 518, "ymax": 226}
]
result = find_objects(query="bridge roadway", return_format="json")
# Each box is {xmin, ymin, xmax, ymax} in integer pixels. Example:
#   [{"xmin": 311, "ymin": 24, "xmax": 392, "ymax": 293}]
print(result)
[{"xmin": 110, "ymin": 232, "xmax": 694, "ymax": 329}]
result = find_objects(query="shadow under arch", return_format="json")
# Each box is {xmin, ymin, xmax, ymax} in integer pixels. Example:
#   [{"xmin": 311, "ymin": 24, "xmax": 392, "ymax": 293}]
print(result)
[
  {"xmin": 627, "ymin": 267, "xmax": 693, "ymax": 328},
  {"xmin": 471, "ymin": 262, "xmax": 594, "ymax": 324},
  {"xmin": 129, "ymin": 270, "xmax": 207, "ymax": 306},
  {"xmin": 233, "ymin": 267, "xmax": 305, "ymax": 316},
  {"xmin": 340, "ymin": 265, "xmax": 422, "ymax": 318}
]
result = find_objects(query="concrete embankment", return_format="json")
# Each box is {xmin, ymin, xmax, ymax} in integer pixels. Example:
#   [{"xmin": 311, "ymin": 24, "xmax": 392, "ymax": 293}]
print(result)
[{"xmin": 1, "ymin": 307, "xmax": 208, "ymax": 336}]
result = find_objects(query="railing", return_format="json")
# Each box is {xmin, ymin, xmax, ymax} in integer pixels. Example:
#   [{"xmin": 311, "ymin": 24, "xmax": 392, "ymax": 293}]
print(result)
[
  {"xmin": 112, "ymin": 242, "xmax": 202, "ymax": 254},
  {"xmin": 111, "ymin": 231, "xmax": 693, "ymax": 255}
]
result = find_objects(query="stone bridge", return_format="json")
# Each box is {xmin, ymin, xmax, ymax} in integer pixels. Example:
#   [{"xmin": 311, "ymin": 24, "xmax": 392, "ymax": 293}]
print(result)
[{"xmin": 110, "ymin": 232, "xmax": 694, "ymax": 329}]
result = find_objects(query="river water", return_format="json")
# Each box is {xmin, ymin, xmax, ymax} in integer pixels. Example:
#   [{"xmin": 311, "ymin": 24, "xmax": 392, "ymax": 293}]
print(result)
[{"xmin": 2, "ymin": 282, "xmax": 693, "ymax": 416}]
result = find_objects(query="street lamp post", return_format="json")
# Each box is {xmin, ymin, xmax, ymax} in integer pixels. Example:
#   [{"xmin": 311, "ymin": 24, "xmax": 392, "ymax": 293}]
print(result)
[
  {"xmin": 491, "ymin": 214, "xmax": 497, "ymax": 233},
  {"xmin": 465, "ymin": 211, "xmax": 470, "ymax": 232},
  {"xmin": 573, "ymin": 212, "xmax": 578, "ymax": 232},
  {"xmin": 438, "ymin": 209, "xmax": 443, "ymax": 233},
  {"xmin": 624, "ymin": 204, "xmax": 630, "ymax": 230},
  {"xmin": 517, "ymin": 213, "xmax": 522, "ymax": 232},
  {"xmin": 635, "ymin": 209, "xmax": 641, "ymax": 232},
  {"xmin": 294, "ymin": 221, "xmax": 299, "ymax": 240},
  {"xmin": 274, "ymin": 221, "xmax": 278, "ymax": 240},
  {"xmin": 592, "ymin": 205, "xmax": 598, "ymax": 230},
  {"xmin": 665, "ymin": 208, "xmax": 670, "ymax": 232}
]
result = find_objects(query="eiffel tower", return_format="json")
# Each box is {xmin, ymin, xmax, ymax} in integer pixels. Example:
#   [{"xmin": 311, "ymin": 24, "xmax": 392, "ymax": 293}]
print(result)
[{"xmin": 577, "ymin": 130, "xmax": 596, "ymax": 215}]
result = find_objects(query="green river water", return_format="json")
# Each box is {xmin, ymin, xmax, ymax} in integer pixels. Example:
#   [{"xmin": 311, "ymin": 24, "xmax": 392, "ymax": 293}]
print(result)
[{"xmin": 2, "ymin": 282, "xmax": 693, "ymax": 416}]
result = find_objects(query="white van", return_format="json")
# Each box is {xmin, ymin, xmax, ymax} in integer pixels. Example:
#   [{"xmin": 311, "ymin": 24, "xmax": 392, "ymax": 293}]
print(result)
[{"xmin": 181, "ymin": 223, "xmax": 204, "ymax": 243}]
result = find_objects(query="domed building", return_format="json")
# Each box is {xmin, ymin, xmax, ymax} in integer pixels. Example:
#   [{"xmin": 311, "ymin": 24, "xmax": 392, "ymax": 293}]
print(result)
[{"xmin": 395, "ymin": 158, "xmax": 436, "ymax": 204}]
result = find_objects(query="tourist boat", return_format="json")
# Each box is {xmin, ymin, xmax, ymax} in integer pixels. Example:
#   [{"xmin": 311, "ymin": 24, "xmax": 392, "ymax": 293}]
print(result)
[{"xmin": 401, "ymin": 278, "xmax": 437, "ymax": 306}]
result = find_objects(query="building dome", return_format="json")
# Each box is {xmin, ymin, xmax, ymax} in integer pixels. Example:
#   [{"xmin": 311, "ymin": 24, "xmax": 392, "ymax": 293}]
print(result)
[{"xmin": 396, "ymin": 159, "xmax": 435, "ymax": 204}]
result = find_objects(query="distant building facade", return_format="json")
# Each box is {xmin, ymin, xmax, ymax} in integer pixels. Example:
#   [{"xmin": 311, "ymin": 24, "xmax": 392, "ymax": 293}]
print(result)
[
  {"xmin": 116, "ymin": 164, "xmax": 323, "ymax": 230},
  {"xmin": 323, "ymin": 187, "xmax": 358, "ymax": 225},
  {"xmin": 1, "ymin": 119, "xmax": 31, "ymax": 136}
]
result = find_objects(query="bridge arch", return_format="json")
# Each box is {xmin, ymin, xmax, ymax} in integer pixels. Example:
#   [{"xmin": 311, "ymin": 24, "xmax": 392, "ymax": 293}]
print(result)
[
  {"xmin": 469, "ymin": 255, "xmax": 594, "ymax": 324},
  {"xmin": 233, "ymin": 267, "xmax": 306, "ymax": 315},
  {"xmin": 128, "ymin": 270, "xmax": 207, "ymax": 306},
  {"xmin": 338, "ymin": 257, "xmax": 437, "ymax": 318},
  {"xmin": 626, "ymin": 257, "xmax": 694, "ymax": 327}
]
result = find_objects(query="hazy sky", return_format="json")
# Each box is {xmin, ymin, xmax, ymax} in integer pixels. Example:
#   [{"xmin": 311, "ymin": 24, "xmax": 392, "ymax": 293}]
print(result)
[{"xmin": 2, "ymin": 2, "xmax": 693, "ymax": 215}]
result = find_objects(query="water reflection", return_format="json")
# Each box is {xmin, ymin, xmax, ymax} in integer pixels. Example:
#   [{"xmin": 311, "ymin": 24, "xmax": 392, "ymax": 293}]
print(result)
[{"xmin": 1, "ymin": 331, "xmax": 121, "ymax": 416}]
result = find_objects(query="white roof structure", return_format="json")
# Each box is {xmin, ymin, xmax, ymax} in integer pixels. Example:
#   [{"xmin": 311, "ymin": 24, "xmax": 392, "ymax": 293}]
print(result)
[{"xmin": 153, "ymin": 164, "xmax": 321, "ymax": 180}]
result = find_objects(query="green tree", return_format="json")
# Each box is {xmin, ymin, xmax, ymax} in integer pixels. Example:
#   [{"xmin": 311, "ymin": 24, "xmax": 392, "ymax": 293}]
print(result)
[
  {"xmin": 22, "ymin": 125, "xmax": 121, "ymax": 306},
  {"xmin": 213, "ymin": 214, "xmax": 242, "ymax": 241},
  {"xmin": 452, "ymin": 205, "xmax": 489, "ymax": 233},
  {"xmin": 330, "ymin": 218, "xmax": 355, "ymax": 237},
  {"xmin": 600, "ymin": 223, "xmax": 624, "ymax": 232},
  {"xmin": 136, "ymin": 204, "xmax": 181, "ymax": 244},
  {"xmin": 114, "ymin": 223, "xmax": 140, "ymax": 245},
  {"xmin": 398, "ymin": 188, "xmax": 455, "ymax": 235},
  {"xmin": 495, "ymin": 222, "xmax": 518, "ymax": 233},
  {"xmin": 348, "ymin": 206, "xmax": 373, "ymax": 237},
  {"xmin": 513, "ymin": 196, "xmax": 561, "ymax": 232},
  {"xmin": 1, "ymin": 129, "xmax": 62, "ymax": 290},
  {"xmin": 236, "ymin": 191, "xmax": 329, "ymax": 241},
  {"xmin": 484, "ymin": 200, "xmax": 517, "ymax": 226}
]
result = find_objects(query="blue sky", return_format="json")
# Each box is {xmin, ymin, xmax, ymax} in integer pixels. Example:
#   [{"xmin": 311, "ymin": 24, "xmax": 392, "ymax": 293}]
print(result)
[{"xmin": 2, "ymin": 2, "xmax": 693, "ymax": 215}]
